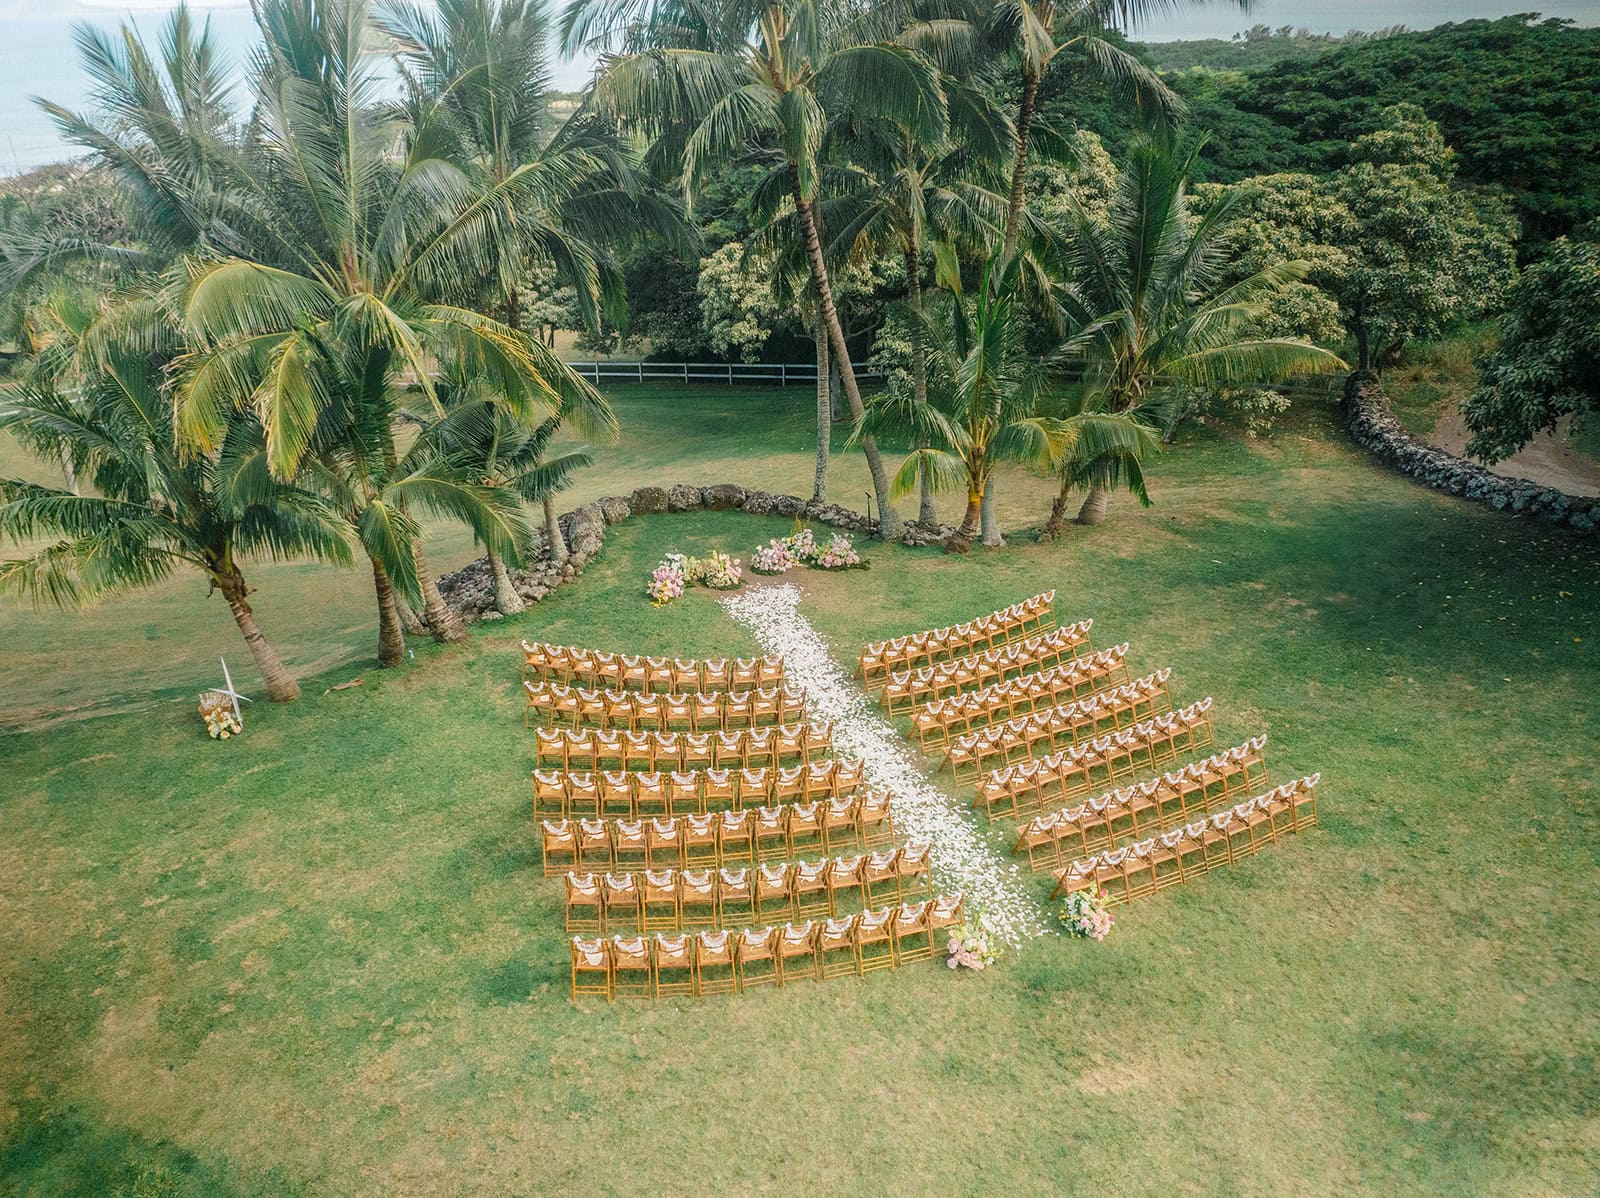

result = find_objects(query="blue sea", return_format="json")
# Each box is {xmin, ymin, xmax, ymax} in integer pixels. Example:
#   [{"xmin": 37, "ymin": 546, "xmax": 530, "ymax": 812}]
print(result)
[{"xmin": 1, "ymin": 0, "xmax": 1596, "ymax": 176}]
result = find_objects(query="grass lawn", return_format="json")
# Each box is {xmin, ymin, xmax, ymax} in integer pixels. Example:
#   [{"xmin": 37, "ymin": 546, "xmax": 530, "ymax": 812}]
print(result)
[{"xmin": 1, "ymin": 386, "xmax": 1597, "ymax": 1196}]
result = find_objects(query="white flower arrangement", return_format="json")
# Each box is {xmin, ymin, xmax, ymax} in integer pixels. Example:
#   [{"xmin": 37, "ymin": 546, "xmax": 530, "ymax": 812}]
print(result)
[
  {"xmin": 1059, "ymin": 883, "xmax": 1115, "ymax": 941},
  {"xmin": 199, "ymin": 691, "xmax": 243, "ymax": 740}
]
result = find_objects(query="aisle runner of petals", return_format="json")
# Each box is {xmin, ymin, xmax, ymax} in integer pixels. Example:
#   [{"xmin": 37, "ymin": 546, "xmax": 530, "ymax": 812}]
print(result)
[{"xmin": 722, "ymin": 584, "xmax": 1047, "ymax": 947}]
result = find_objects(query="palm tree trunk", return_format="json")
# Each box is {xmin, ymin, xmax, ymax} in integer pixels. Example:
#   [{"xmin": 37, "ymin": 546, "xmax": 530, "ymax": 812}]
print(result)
[
  {"xmin": 372, "ymin": 557, "xmax": 407, "ymax": 668},
  {"xmin": 544, "ymin": 496, "xmax": 570, "ymax": 566},
  {"xmin": 217, "ymin": 565, "xmax": 300, "ymax": 702},
  {"xmin": 415, "ymin": 544, "xmax": 467, "ymax": 643},
  {"xmin": 59, "ymin": 440, "xmax": 79, "ymax": 495},
  {"xmin": 905, "ymin": 245, "xmax": 936, "ymax": 527},
  {"xmin": 980, "ymin": 481, "xmax": 1005, "ymax": 547},
  {"xmin": 792, "ymin": 179, "xmax": 902, "ymax": 539},
  {"xmin": 489, "ymin": 548, "xmax": 526, "ymax": 615},
  {"xmin": 1077, "ymin": 483, "xmax": 1109, "ymax": 526},
  {"xmin": 396, "ymin": 595, "xmax": 427, "ymax": 636},
  {"xmin": 1042, "ymin": 476, "xmax": 1072, "ymax": 541},
  {"xmin": 813, "ymin": 309, "xmax": 830, "ymax": 501},
  {"xmin": 1003, "ymin": 64, "xmax": 1041, "ymax": 258},
  {"xmin": 946, "ymin": 490, "xmax": 982, "ymax": 554}
]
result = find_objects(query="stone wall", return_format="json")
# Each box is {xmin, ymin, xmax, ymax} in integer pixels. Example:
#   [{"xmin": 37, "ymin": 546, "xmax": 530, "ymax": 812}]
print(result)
[
  {"xmin": 1344, "ymin": 372, "xmax": 1599, "ymax": 534},
  {"xmin": 438, "ymin": 483, "xmax": 953, "ymax": 620}
]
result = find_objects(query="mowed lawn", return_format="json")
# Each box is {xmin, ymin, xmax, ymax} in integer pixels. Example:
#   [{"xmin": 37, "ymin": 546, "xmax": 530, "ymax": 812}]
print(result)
[{"xmin": 1, "ymin": 387, "xmax": 1597, "ymax": 1196}]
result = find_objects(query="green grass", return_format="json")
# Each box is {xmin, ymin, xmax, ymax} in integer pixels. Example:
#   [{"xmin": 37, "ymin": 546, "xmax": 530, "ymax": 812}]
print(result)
[{"xmin": 2, "ymin": 388, "xmax": 1598, "ymax": 1196}]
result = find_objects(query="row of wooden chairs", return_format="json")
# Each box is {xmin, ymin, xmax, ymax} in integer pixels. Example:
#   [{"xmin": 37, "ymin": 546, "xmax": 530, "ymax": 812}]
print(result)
[
  {"xmin": 880, "ymin": 621, "xmax": 1095, "ymax": 714},
  {"xmin": 910, "ymin": 644, "xmax": 1132, "ymax": 747},
  {"xmin": 1049, "ymin": 776, "xmax": 1322, "ymax": 903},
  {"xmin": 539, "ymin": 795, "xmax": 896, "ymax": 875},
  {"xmin": 563, "ymin": 846, "xmax": 934, "ymax": 933},
  {"xmin": 570, "ymin": 895, "xmax": 966, "ymax": 999},
  {"xmin": 521, "ymin": 642, "xmax": 785, "ymax": 692},
  {"xmin": 532, "ymin": 722, "xmax": 833, "ymax": 772},
  {"xmin": 972, "ymin": 699, "xmax": 1217, "ymax": 820},
  {"xmin": 1012, "ymin": 738, "xmax": 1271, "ymax": 871},
  {"xmin": 941, "ymin": 671, "xmax": 1174, "ymax": 779},
  {"xmin": 523, "ymin": 682, "xmax": 807, "ymax": 732},
  {"xmin": 856, "ymin": 592, "xmax": 1056, "ymax": 682},
  {"xmin": 532, "ymin": 759, "xmax": 867, "ymax": 819}
]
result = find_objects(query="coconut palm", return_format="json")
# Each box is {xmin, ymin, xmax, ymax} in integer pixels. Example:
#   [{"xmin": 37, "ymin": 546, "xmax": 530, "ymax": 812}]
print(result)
[
  {"xmin": 0, "ymin": 294, "xmax": 349, "ymax": 701},
  {"xmin": 1053, "ymin": 137, "xmax": 1347, "ymax": 526},
  {"xmin": 381, "ymin": 0, "xmax": 672, "ymax": 563},
  {"xmin": 566, "ymin": 0, "xmax": 953, "ymax": 538},
  {"xmin": 168, "ymin": 0, "xmax": 600, "ymax": 654}
]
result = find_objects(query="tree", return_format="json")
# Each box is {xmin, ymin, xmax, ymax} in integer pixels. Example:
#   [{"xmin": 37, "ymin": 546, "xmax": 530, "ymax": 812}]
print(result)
[
  {"xmin": 696, "ymin": 240, "xmax": 781, "ymax": 361},
  {"xmin": 1053, "ymin": 138, "xmax": 1346, "ymax": 525},
  {"xmin": 569, "ymin": 0, "xmax": 948, "ymax": 538},
  {"xmin": 1331, "ymin": 105, "xmax": 1518, "ymax": 372},
  {"xmin": 0, "ymin": 296, "xmax": 349, "ymax": 701},
  {"xmin": 1464, "ymin": 225, "xmax": 1600, "ymax": 463}
]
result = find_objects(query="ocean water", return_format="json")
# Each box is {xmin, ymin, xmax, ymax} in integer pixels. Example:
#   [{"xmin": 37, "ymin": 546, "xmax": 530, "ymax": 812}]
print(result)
[{"xmin": 0, "ymin": 0, "xmax": 1596, "ymax": 176}]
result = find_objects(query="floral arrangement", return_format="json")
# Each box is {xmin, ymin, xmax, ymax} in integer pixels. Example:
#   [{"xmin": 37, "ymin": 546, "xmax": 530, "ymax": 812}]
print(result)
[
  {"xmin": 1059, "ymin": 883, "xmax": 1114, "ymax": 941},
  {"xmin": 647, "ymin": 557, "xmax": 686, "ymax": 606},
  {"xmin": 199, "ymin": 691, "xmax": 242, "ymax": 740},
  {"xmin": 751, "ymin": 524, "xmax": 867, "ymax": 575},
  {"xmin": 647, "ymin": 551, "xmax": 742, "ymax": 605},
  {"xmin": 945, "ymin": 918, "xmax": 999, "ymax": 971}
]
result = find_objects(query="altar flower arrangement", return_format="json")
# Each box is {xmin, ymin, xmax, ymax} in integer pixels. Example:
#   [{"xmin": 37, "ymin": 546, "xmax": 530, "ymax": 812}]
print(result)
[
  {"xmin": 1059, "ymin": 883, "xmax": 1114, "ymax": 940},
  {"xmin": 199, "ymin": 691, "xmax": 242, "ymax": 740},
  {"xmin": 751, "ymin": 539, "xmax": 797, "ymax": 575},
  {"xmin": 647, "ymin": 557, "xmax": 686, "ymax": 606},
  {"xmin": 697, "ymin": 549, "xmax": 743, "ymax": 589},
  {"xmin": 750, "ymin": 524, "xmax": 867, "ymax": 574},
  {"xmin": 945, "ymin": 918, "xmax": 999, "ymax": 971},
  {"xmin": 815, "ymin": 533, "xmax": 861, "ymax": 570}
]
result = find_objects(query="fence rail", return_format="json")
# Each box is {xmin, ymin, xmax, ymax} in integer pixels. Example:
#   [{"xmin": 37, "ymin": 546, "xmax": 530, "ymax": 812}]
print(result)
[{"xmin": 566, "ymin": 360, "xmax": 884, "ymax": 386}]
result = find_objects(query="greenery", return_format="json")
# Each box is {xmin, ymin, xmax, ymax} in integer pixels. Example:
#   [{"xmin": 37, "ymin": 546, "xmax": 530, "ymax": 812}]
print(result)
[
  {"xmin": 2, "ymin": 386, "xmax": 1597, "ymax": 1194},
  {"xmin": 1139, "ymin": 24, "xmax": 1406, "ymax": 73},
  {"xmin": 1464, "ymin": 223, "xmax": 1600, "ymax": 463}
]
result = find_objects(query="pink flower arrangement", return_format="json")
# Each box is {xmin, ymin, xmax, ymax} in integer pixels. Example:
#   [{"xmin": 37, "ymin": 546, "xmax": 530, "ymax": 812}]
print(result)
[
  {"xmin": 1060, "ymin": 883, "xmax": 1115, "ymax": 941},
  {"xmin": 816, "ymin": 533, "xmax": 861, "ymax": 570},
  {"xmin": 751, "ymin": 540, "xmax": 797, "ymax": 574},
  {"xmin": 750, "ymin": 525, "xmax": 867, "ymax": 574},
  {"xmin": 944, "ymin": 918, "xmax": 999, "ymax": 971},
  {"xmin": 647, "ymin": 558, "xmax": 686, "ymax": 606}
]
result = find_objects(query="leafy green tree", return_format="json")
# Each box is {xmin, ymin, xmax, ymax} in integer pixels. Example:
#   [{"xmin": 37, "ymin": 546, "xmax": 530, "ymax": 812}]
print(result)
[
  {"xmin": 1053, "ymin": 138, "xmax": 1345, "ymax": 525},
  {"xmin": 0, "ymin": 296, "xmax": 349, "ymax": 701},
  {"xmin": 696, "ymin": 240, "xmax": 782, "ymax": 361},
  {"xmin": 1464, "ymin": 224, "xmax": 1600, "ymax": 463}
]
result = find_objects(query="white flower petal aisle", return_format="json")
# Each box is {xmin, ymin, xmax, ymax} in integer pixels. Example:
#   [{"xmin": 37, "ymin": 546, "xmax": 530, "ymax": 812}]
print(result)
[{"xmin": 722, "ymin": 583, "xmax": 1046, "ymax": 948}]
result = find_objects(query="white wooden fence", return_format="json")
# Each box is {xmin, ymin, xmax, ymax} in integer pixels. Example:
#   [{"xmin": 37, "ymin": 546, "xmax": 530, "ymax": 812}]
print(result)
[{"xmin": 566, "ymin": 360, "xmax": 884, "ymax": 386}]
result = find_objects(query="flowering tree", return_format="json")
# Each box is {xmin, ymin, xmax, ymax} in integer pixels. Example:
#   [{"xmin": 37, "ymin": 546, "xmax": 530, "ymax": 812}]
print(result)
[{"xmin": 696, "ymin": 241, "xmax": 781, "ymax": 362}]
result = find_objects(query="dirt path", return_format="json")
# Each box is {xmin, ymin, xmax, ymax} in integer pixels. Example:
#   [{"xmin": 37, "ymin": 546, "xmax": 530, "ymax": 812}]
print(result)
[{"xmin": 1430, "ymin": 407, "xmax": 1600, "ymax": 497}]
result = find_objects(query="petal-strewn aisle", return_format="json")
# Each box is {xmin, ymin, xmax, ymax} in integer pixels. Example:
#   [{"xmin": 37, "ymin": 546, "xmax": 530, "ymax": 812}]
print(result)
[{"xmin": 722, "ymin": 583, "xmax": 1046, "ymax": 947}]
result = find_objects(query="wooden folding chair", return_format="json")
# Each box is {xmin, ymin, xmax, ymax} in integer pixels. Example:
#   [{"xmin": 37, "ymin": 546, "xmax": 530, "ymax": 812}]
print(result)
[
  {"xmin": 787, "ymin": 801, "xmax": 824, "ymax": 857},
  {"xmin": 756, "ymin": 863, "xmax": 796, "ymax": 925},
  {"xmin": 822, "ymin": 796, "xmax": 859, "ymax": 853},
  {"xmin": 602, "ymin": 871, "xmax": 641, "ymax": 933},
  {"xmin": 599, "ymin": 770, "xmax": 634, "ymax": 819},
  {"xmin": 635, "ymin": 772, "xmax": 669, "ymax": 819},
  {"xmin": 702, "ymin": 658, "xmax": 732, "ymax": 692},
  {"xmin": 732, "ymin": 658, "xmax": 760, "ymax": 690},
  {"xmin": 793, "ymin": 859, "xmax": 831, "ymax": 920},
  {"xmin": 703, "ymin": 768, "xmax": 737, "ymax": 812},
  {"xmin": 735, "ymin": 925, "xmax": 779, "ymax": 990},
  {"xmin": 695, "ymin": 929, "xmax": 738, "ymax": 996},
  {"xmin": 718, "ymin": 866, "xmax": 755, "ymax": 926},
  {"xmin": 541, "ymin": 820, "xmax": 578, "ymax": 877},
  {"xmin": 610, "ymin": 935, "xmax": 653, "ymax": 999},
  {"xmin": 683, "ymin": 813, "xmax": 719, "ymax": 869},
  {"xmin": 622, "ymin": 730, "xmax": 655, "ymax": 772},
  {"xmin": 565, "ymin": 773, "xmax": 600, "ymax": 820},
  {"xmin": 634, "ymin": 692, "xmax": 666, "ymax": 732},
  {"xmin": 646, "ymin": 816, "xmax": 683, "ymax": 869},
  {"xmin": 864, "ymin": 849, "xmax": 902, "ymax": 908},
  {"xmin": 679, "ymin": 868, "xmax": 718, "ymax": 929},
  {"xmin": 819, "ymin": 915, "xmax": 860, "ymax": 980},
  {"xmin": 856, "ymin": 907, "xmax": 896, "ymax": 974},
  {"xmin": 826, "ymin": 855, "xmax": 865, "ymax": 915},
  {"xmin": 891, "ymin": 899, "xmax": 933, "ymax": 965},
  {"xmin": 773, "ymin": 765, "xmax": 806, "ymax": 805},
  {"xmin": 533, "ymin": 770, "xmax": 569, "ymax": 819},
  {"xmin": 692, "ymin": 694, "xmax": 723, "ymax": 733},
  {"xmin": 718, "ymin": 809, "xmax": 754, "ymax": 866},
  {"xmin": 564, "ymin": 871, "xmax": 603, "ymax": 933},
  {"xmin": 668, "ymin": 770, "xmax": 704, "ymax": 816},
  {"xmin": 521, "ymin": 639, "xmax": 548, "ymax": 684},
  {"xmin": 576, "ymin": 818, "xmax": 612, "ymax": 869},
  {"xmin": 594, "ymin": 730, "xmax": 624, "ymax": 773},
  {"xmin": 896, "ymin": 842, "xmax": 932, "ymax": 897},
  {"xmin": 612, "ymin": 818, "xmax": 647, "ymax": 871},
  {"xmin": 653, "ymin": 933, "xmax": 695, "ymax": 998},
  {"xmin": 754, "ymin": 805, "xmax": 788, "ymax": 861},
  {"xmin": 858, "ymin": 793, "xmax": 894, "ymax": 848},
  {"xmin": 1174, "ymin": 824, "xmax": 1210, "ymax": 882},
  {"xmin": 641, "ymin": 869, "xmax": 680, "ymax": 932},
  {"xmin": 777, "ymin": 921, "xmax": 820, "ymax": 985},
  {"xmin": 570, "ymin": 936, "xmax": 612, "ymax": 1002},
  {"xmin": 927, "ymin": 893, "xmax": 965, "ymax": 945},
  {"xmin": 682, "ymin": 732, "xmax": 714, "ymax": 773}
]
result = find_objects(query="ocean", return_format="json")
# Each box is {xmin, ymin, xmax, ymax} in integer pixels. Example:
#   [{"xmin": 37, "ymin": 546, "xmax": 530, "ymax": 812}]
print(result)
[{"xmin": 1, "ymin": 0, "xmax": 1597, "ymax": 176}]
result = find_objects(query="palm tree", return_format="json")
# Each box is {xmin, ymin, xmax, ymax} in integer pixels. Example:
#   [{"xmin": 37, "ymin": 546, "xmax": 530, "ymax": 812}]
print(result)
[
  {"xmin": 1053, "ymin": 138, "xmax": 1347, "ymax": 526},
  {"xmin": 566, "ymin": 0, "xmax": 952, "ymax": 539},
  {"xmin": 168, "ymin": 0, "xmax": 598, "ymax": 657},
  {"xmin": 0, "ymin": 295, "xmax": 349, "ymax": 701},
  {"xmin": 826, "ymin": 80, "xmax": 1013, "ymax": 525},
  {"xmin": 380, "ymin": 0, "xmax": 665, "ymax": 563}
]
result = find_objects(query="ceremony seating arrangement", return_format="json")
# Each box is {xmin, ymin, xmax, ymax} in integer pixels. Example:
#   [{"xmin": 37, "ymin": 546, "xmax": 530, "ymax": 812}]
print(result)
[
  {"xmin": 563, "ymin": 844, "xmax": 934, "ymax": 933},
  {"xmin": 523, "ymin": 681, "xmax": 807, "ymax": 731},
  {"xmin": 569, "ymin": 893, "xmax": 967, "ymax": 999},
  {"xmin": 1010, "ymin": 737, "xmax": 1272, "ymax": 870},
  {"xmin": 972, "ymin": 699, "xmax": 1216, "ymax": 820},
  {"xmin": 522, "ymin": 642, "xmax": 786, "ymax": 692},
  {"xmin": 940, "ymin": 670, "xmax": 1174, "ymax": 779},
  {"xmin": 540, "ymin": 794, "xmax": 897, "ymax": 874},
  {"xmin": 1048, "ymin": 776, "xmax": 1322, "ymax": 903},
  {"xmin": 856, "ymin": 592, "xmax": 1056, "ymax": 682},
  {"xmin": 879, "ymin": 620, "xmax": 1096, "ymax": 714},
  {"xmin": 910, "ymin": 644, "xmax": 1132, "ymax": 747},
  {"xmin": 532, "ymin": 721, "xmax": 833, "ymax": 771},
  {"xmin": 532, "ymin": 758, "xmax": 868, "ymax": 819}
]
